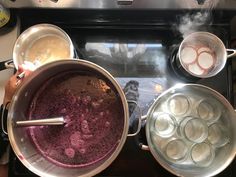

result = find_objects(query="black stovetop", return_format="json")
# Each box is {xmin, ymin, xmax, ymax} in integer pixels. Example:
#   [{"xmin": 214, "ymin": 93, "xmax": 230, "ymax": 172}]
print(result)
[{"xmin": 4, "ymin": 9, "xmax": 236, "ymax": 177}]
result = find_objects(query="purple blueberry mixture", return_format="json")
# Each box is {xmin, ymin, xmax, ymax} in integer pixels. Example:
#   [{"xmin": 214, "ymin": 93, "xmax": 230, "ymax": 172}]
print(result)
[{"xmin": 28, "ymin": 72, "xmax": 124, "ymax": 167}]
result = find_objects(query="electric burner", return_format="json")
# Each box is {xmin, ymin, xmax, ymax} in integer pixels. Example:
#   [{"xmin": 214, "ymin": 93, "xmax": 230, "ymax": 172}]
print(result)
[{"xmin": 168, "ymin": 45, "xmax": 200, "ymax": 82}]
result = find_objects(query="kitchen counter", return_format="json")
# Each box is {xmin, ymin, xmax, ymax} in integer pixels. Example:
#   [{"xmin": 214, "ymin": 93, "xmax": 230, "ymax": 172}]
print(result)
[
  {"xmin": 0, "ymin": 20, "xmax": 20, "ymax": 104},
  {"xmin": 0, "ymin": 18, "xmax": 18, "ymax": 177}
]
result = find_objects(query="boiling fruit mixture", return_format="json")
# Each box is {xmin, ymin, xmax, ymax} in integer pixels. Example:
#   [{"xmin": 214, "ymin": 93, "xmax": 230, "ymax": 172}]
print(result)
[{"xmin": 27, "ymin": 71, "xmax": 124, "ymax": 167}]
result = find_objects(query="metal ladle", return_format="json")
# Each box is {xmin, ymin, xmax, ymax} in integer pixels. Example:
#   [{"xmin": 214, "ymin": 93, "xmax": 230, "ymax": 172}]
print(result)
[{"xmin": 15, "ymin": 117, "xmax": 65, "ymax": 127}]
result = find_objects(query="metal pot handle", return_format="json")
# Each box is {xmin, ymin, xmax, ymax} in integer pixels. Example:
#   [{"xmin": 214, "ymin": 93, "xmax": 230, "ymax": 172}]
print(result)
[
  {"xmin": 137, "ymin": 114, "xmax": 150, "ymax": 151},
  {"xmin": 4, "ymin": 59, "xmax": 15, "ymax": 69},
  {"xmin": 226, "ymin": 49, "xmax": 236, "ymax": 58},
  {"xmin": 127, "ymin": 100, "xmax": 142, "ymax": 137},
  {"xmin": 140, "ymin": 144, "xmax": 150, "ymax": 151},
  {"xmin": 1, "ymin": 102, "xmax": 10, "ymax": 135},
  {"xmin": 0, "ymin": 59, "xmax": 14, "ymax": 71}
]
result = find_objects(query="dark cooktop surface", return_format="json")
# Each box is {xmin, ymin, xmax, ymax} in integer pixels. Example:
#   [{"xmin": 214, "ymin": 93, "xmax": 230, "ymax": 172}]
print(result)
[{"xmin": 6, "ymin": 15, "xmax": 235, "ymax": 177}]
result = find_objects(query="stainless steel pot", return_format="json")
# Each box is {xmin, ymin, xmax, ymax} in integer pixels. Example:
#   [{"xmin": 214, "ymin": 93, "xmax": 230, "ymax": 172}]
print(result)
[
  {"xmin": 0, "ymin": 23, "xmax": 74, "ymax": 70},
  {"xmin": 178, "ymin": 32, "xmax": 236, "ymax": 78},
  {"xmin": 4, "ymin": 59, "xmax": 141, "ymax": 177},
  {"xmin": 140, "ymin": 84, "xmax": 236, "ymax": 177}
]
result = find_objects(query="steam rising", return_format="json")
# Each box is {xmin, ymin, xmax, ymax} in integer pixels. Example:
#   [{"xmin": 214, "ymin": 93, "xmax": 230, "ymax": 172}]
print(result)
[
  {"xmin": 175, "ymin": 0, "xmax": 221, "ymax": 38},
  {"xmin": 177, "ymin": 12, "xmax": 212, "ymax": 38}
]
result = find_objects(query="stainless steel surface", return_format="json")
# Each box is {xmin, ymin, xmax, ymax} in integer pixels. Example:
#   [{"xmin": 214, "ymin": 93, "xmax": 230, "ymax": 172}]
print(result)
[
  {"xmin": 0, "ymin": 23, "xmax": 74, "ymax": 71},
  {"xmin": 178, "ymin": 32, "xmax": 234, "ymax": 78},
  {"xmin": 15, "ymin": 117, "xmax": 65, "ymax": 127},
  {"xmin": 7, "ymin": 59, "xmax": 129, "ymax": 177},
  {"xmin": 2, "ymin": 0, "xmax": 236, "ymax": 9},
  {"xmin": 16, "ymin": 71, "xmax": 25, "ymax": 80},
  {"xmin": 117, "ymin": 0, "xmax": 133, "ymax": 5},
  {"xmin": 12, "ymin": 23, "xmax": 74, "ymax": 70},
  {"xmin": 140, "ymin": 144, "xmax": 150, "ymax": 151},
  {"xmin": 144, "ymin": 84, "xmax": 236, "ymax": 177},
  {"xmin": 4, "ymin": 59, "xmax": 14, "ymax": 69},
  {"xmin": 226, "ymin": 49, "xmax": 236, "ymax": 58}
]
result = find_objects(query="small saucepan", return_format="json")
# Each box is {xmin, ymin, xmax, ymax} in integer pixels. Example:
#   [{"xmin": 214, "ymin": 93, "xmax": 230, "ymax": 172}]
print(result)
[
  {"xmin": 176, "ymin": 32, "xmax": 236, "ymax": 78},
  {"xmin": 139, "ymin": 84, "xmax": 236, "ymax": 177},
  {"xmin": 0, "ymin": 23, "xmax": 75, "ymax": 71}
]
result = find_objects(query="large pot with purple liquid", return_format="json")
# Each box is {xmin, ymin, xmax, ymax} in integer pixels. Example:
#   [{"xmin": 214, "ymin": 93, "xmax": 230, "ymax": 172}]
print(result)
[{"xmin": 6, "ymin": 59, "xmax": 137, "ymax": 177}]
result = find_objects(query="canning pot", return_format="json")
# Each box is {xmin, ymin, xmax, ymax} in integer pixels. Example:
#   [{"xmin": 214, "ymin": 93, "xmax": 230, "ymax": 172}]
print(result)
[
  {"xmin": 140, "ymin": 84, "xmax": 236, "ymax": 177},
  {"xmin": 3, "ymin": 59, "xmax": 141, "ymax": 177},
  {"xmin": 0, "ymin": 23, "xmax": 74, "ymax": 71},
  {"xmin": 177, "ymin": 32, "xmax": 236, "ymax": 79}
]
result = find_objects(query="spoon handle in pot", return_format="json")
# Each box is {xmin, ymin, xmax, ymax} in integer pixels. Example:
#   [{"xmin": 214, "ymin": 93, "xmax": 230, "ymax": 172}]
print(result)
[
  {"xmin": 16, "ymin": 71, "xmax": 25, "ymax": 80},
  {"xmin": 15, "ymin": 117, "xmax": 65, "ymax": 127}
]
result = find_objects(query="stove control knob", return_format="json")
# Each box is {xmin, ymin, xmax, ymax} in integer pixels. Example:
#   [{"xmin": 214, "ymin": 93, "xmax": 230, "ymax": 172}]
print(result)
[{"xmin": 117, "ymin": 0, "xmax": 133, "ymax": 5}]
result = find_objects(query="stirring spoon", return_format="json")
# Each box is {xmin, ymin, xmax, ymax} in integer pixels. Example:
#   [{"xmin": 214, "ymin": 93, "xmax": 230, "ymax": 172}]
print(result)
[{"xmin": 15, "ymin": 117, "xmax": 65, "ymax": 127}]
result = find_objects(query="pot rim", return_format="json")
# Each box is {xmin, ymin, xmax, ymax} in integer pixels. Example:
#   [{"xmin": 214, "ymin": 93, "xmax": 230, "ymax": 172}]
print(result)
[
  {"xmin": 7, "ymin": 59, "xmax": 129, "ymax": 177},
  {"xmin": 144, "ymin": 83, "xmax": 236, "ymax": 177},
  {"xmin": 12, "ymin": 23, "xmax": 75, "ymax": 70},
  {"xmin": 178, "ymin": 31, "xmax": 227, "ymax": 78}
]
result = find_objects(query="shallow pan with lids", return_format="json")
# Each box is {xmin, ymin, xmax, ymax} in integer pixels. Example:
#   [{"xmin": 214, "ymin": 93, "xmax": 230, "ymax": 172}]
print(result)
[{"xmin": 139, "ymin": 84, "xmax": 236, "ymax": 177}]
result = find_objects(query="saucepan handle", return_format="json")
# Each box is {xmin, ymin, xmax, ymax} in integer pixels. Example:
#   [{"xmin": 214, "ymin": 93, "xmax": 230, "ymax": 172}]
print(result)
[
  {"xmin": 0, "ymin": 59, "xmax": 14, "ymax": 71},
  {"xmin": 0, "ymin": 61, "xmax": 6, "ymax": 70},
  {"xmin": 226, "ymin": 49, "xmax": 236, "ymax": 58},
  {"xmin": 4, "ymin": 59, "xmax": 15, "ymax": 69},
  {"xmin": 127, "ymin": 100, "xmax": 142, "ymax": 137}
]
